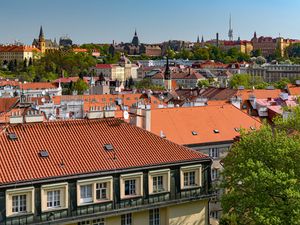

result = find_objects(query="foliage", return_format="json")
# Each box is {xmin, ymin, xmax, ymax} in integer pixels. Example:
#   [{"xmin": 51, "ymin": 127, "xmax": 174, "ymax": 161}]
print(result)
[
  {"xmin": 251, "ymin": 49, "xmax": 262, "ymax": 57},
  {"xmin": 229, "ymin": 74, "xmax": 265, "ymax": 89},
  {"xmin": 134, "ymin": 78, "xmax": 165, "ymax": 91},
  {"xmin": 197, "ymin": 79, "xmax": 209, "ymax": 88},
  {"xmin": 71, "ymin": 78, "xmax": 89, "ymax": 95},
  {"xmin": 221, "ymin": 114, "xmax": 300, "ymax": 225}
]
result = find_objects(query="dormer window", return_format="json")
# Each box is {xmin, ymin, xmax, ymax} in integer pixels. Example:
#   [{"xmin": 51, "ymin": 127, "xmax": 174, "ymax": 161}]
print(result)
[{"xmin": 180, "ymin": 165, "xmax": 202, "ymax": 189}]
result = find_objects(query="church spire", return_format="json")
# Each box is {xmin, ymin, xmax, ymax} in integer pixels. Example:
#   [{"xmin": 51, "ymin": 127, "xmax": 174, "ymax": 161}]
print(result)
[
  {"xmin": 164, "ymin": 57, "xmax": 171, "ymax": 80},
  {"xmin": 39, "ymin": 26, "xmax": 45, "ymax": 41},
  {"xmin": 197, "ymin": 35, "xmax": 200, "ymax": 43}
]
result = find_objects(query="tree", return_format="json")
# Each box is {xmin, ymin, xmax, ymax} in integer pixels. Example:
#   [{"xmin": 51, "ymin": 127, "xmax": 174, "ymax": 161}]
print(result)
[
  {"xmin": 286, "ymin": 43, "xmax": 300, "ymax": 58},
  {"xmin": 72, "ymin": 78, "xmax": 89, "ymax": 94},
  {"xmin": 256, "ymin": 56, "xmax": 267, "ymax": 65},
  {"xmin": 229, "ymin": 74, "xmax": 251, "ymax": 88},
  {"xmin": 197, "ymin": 79, "xmax": 209, "ymax": 88},
  {"xmin": 252, "ymin": 49, "xmax": 262, "ymax": 57},
  {"xmin": 221, "ymin": 112, "xmax": 300, "ymax": 225}
]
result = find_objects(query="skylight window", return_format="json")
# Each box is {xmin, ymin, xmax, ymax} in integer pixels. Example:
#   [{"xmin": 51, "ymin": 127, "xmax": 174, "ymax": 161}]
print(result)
[
  {"xmin": 234, "ymin": 128, "xmax": 240, "ymax": 132},
  {"xmin": 104, "ymin": 144, "xmax": 114, "ymax": 151},
  {"xmin": 250, "ymin": 126, "xmax": 256, "ymax": 130},
  {"xmin": 8, "ymin": 133, "xmax": 18, "ymax": 141},
  {"xmin": 39, "ymin": 150, "xmax": 49, "ymax": 158},
  {"xmin": 213, "ymin": 129, "xmax": 220, "ymax": 134},
  {"xmin": 192, "ymin": 131, "xmax": 198, "ymax": 135}
]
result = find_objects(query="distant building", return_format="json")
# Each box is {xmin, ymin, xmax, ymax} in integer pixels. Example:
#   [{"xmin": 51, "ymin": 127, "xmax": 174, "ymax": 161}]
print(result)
[
  {"xmin": 109, "ymin": 30, "xmax": 162, "ymax": 57},
  {"xmin": 220, "ymin": 40, "xmax": 253, "ymax": 55},
  {"xmin": 93, "ymin": 64, "xmax": 125, "ymax": 81},
  {"xmin": 59, "ymin": 36, "xmax": 73, "ymax": 47},
  {"xmin": 32, "ymin": 26, "xmax": 59, "ymax": 53},
  {"xmin": 0, "ymin": 45, "xmax": 41, "ymax": 65}
]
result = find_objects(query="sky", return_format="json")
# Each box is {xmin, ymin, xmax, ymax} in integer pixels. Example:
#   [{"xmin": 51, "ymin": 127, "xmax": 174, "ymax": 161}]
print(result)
[{"xmin": 1, "ymin": 0, "xmax": 300, "ymax": 45}]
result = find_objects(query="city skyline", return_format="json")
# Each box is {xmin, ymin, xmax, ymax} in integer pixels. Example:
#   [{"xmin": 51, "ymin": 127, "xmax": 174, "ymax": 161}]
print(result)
[{"xmin": 1, "ymin": 0, "xmax": 299, "ymax": 44}]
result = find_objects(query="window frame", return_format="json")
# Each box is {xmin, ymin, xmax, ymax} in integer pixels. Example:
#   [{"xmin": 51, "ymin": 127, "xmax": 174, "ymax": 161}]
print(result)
[
  {"xmin": 180, "ymin": 165, "xmax": 202, "ymax": 189},
  {"xmin": 77, "ymin": 177, "xmax": 113, "ymax": 206},
  {"xmin": 149, "ymin": 208, "xmax": 160, "ymax": 225},
  {"xmin": 41, "ymin": 182, "xmax": 68, "ymax": 212},
  {"xmin": 148, "ymin": 169, "xmax": 170, "ymax": 195},
  {"xmin": 120, "ymin": 173, "xmax": 143, "ymax": 199},
  {"xmin": 121, "ymin": 213, "xmax": 132, "ymax": 225},
  {"xmin": 6, "ymin": 187, "xmax": 35, "ymax": 217}
]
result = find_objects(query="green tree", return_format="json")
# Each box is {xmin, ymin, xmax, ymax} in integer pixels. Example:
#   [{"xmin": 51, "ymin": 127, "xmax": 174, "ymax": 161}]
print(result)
[
  {"xmin": 72, "ymin": 78, "xmax": 89, "ymax": 94},
  {"xmin": 252, "ymin": 49, "xmax": 262, "ymax": 57},
  {"xmin": 229, "ymin": 74, "xmax": 251, "ymax": 88},
  {"xmin": 193, "ymin": 47, "xmax": 210, "ymax": 60},
  {"xmin": 197, "ymin": 79, "xmax": 209, "ymax": 88},
  {"xmin": 221, "ymin": 113, "xmax": 300, "ymax": 225}
]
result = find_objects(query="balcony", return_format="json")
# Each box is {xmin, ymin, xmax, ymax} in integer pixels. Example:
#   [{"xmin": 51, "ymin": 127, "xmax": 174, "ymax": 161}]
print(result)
[{"xmin": 3, "ymin": 187, "xmax": 211, "ymax": 225}]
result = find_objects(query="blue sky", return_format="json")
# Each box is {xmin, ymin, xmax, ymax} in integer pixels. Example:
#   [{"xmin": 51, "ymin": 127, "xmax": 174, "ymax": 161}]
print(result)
[{"xmin": 0, "ymin": 0, "xmax": 299, "ymax": 44}]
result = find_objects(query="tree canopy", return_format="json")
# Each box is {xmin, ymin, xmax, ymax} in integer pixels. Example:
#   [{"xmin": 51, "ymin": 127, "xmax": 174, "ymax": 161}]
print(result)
[{"xmin": 221, "ymin": 108, "xmax": 300, "ymax": 225}]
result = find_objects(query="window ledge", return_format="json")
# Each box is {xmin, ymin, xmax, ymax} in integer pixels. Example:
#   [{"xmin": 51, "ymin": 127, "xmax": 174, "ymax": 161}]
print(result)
[
  {"xmin": 121, "ymin": 195, "xmax": 142, "ymax": 200},
  {"xmin": 149, "ymin": 190, "xmax": 170, "ymax": 195},
  {"xmin": 181, "ymin": 185, "xmax": 201, "ymax": 190},
  {"xmin": 42, "ymin": 206, "xmax": 68, "ymax": 213},
  {"xmin": 7, "ymin": 212, "xmax": 34, "ymax": 218}
]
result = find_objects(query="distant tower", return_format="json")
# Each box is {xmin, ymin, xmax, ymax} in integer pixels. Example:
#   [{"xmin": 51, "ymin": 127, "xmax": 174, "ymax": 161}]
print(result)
[
  {"xmin": 201, "ymin": 35, "xmax": 204, "ymax": 47},
  {"xmin": 132, "ymin": 29, "xmax": 140, "ymax": 46},
  {"xmin": 164, "ymin": 57, "xmax": 172, "ymax": 91},
  {"xmin": 197, "ymin": 35, "xmax": 200, "ymax": 44},
  {"xmin": 228, "ymin": 14, "xmax": 233, "ymax": 41},
  {"xmin": 38, "ymin": 26, "xmax": 46, "ymax": 53}
]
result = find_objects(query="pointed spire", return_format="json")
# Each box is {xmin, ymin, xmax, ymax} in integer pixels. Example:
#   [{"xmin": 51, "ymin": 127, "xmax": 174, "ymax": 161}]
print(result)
[
  {"xmin": 254, "ymin": 31, "xmax": 257, "ymax": 38},
  {"xmin": 134, "ymin": 29, "xmax": 137, "ymax": 36},
  {"xmin": 201, "ymin": 35, "xmax": 204, "ymax": 43},
  {"xmin": 228, "ymin": 14, "xmax": 233, "ymax": 41},
  {"xmin": 197, "ymin": 35, "xmax": 200, "ymax": 43},
  {"xmin": 39, "ymin": 26, "xmax": 44, "ymax": 40},
  {"xmin": 164, "ymin": 57, "xmax": 171, "ymax": 80}
]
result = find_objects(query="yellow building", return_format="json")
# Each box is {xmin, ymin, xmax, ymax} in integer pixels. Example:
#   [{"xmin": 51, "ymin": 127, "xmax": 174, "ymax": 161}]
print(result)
[
  {"xmin": 0, "ymin": 118, "xmax": 212, "ymax": 225},
  {"xmin": 0, "ymin": 45, "xmax": 41, "ymax": 65},
  {"xmin": 32, "ymin": 26, "xmax": 59, "ymax": 54}
]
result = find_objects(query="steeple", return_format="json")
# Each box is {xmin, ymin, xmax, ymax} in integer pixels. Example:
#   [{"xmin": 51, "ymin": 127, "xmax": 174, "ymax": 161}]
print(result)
[
  {"xmin": 197, "ymin": 35, "xmax": 200, "ymax": 43},
  {"xmin": 254, "ymin": 31, "xmax": 257, "ymax": 39},
  {"xmin": 228, "ymin": 14, "xmax": 233, "ymax": 41},
  {"xmin": 201, "ymin": 35, "xmax": 204, "ymax": 43},
  {"xmin": 164, "ymin": 57, "xmax": 171, "ymax": 80},
  {"xmin": 131, "ymin": 29, "xmax": 140, "ymax": 46},
  {"xmin": 39, "ymin": 26, "xmax": 45, "ymax": 41}
]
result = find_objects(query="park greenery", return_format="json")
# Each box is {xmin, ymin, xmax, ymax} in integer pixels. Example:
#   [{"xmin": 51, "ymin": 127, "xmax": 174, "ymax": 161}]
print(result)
[
  {"xmin": 134, "ymin": 78, "xmax": 165, "ymax": 91},
  {"xmin": 220, "ymin": 107, "xmax": 300, "ymax": 225}
]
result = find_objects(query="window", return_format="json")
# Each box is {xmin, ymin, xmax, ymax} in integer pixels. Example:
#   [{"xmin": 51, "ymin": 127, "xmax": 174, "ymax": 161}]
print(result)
[
  {"xmin": 121, "ymin": 213, "xmax": 132, "ymax": 225},
  {"xmin": 47, "ymin": 190, "xmax": 60, "ymax": 208},
  {"xmin": 153, "ymin": 176, "xmax": 164, "ymax": 193},
  {"xmin": 96, "ymin": 182, "xmax": 107, "ymax": 200},
  {"xmin": 181, "ymin": 165, "xmax": 201, "ymax": 189},
  {"xmin": 125, "ymin": 180, "xmax": 136, "ymax": 196},
  {"xmin": 80, "ymin": 184, "xmax": 92, "ymax": 203},
  {"xmin": 209, "ymin": 148, "xmax": 219, "ymax": 158},
  {"xmin": 184, "ymin": 171, "xmax": 196, "ymax": 187},
  {"xmin": 12, "ymin": 194, "xmax": 27, "ymax": 213},
  {"xmin": 78, "ymin": 218, "xmax": 105, "ymax": 225},
  {"xmin": 210, "ymin": 211, "xmax": 219, "ymax": 219},
  {"xmin": 149, "ymin": 208, "xmax": 160, "ymax": 225},
  {"xmin": 211, "ymin": 169, "xmax": 219, "ymax": 181}
]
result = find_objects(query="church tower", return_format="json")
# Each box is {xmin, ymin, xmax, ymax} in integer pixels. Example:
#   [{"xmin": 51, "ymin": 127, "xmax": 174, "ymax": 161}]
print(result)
[
  {"xmin": 131, "ymin": 29, "xmax": 140, "ymax": 46},
  {"xmin": 38, "ymin": 26, "xmax": 46, "ymax": 53},
  {"xmin": 164, "ymin": 57, "xmax": 172, "ymax": 91}
]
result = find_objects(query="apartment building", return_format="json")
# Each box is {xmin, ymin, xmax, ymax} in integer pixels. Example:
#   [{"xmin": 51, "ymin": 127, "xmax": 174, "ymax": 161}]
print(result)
[
  {"xmin": 0, "ymin": 118, "xmax": 212, "ymax": 225},
  {"xmin": 130, "ymin": 103, "xmax": 262, "ymax": 221},
  {"xmin": 93, "ymin": 64, "xmax": 125, "ymax": 82},
  {"xmin": 0, "ymin": 45, "xmax": 41, "ymax": 64}
]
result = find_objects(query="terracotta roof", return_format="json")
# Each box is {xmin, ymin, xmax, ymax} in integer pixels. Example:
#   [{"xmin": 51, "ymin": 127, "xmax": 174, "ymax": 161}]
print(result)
[
  {"xmin": 0, "ymin": 98, "xmax": 18, "ymax": 113},
  {"xmin": 152, "ymin": 71, "xmax": 204, "ymax": 80},
  {"xmin": 237, "ymin": 89, "xmax": 282, "ymax": 100},
  {"xmin": 287, "ymin": 84, "xmax": 300, "ymax": 96},
  {"xmin": 200, "ymin": 88, "xmax": 238, "ymax": 100},
  {"xmin": 0, "ymin": 119, "xmax": 208, "ymax": 185},
  {"xmin": 150, "ymin": 104, "xmax": 261, "ymax": 145},
  {"xmin": 95, "ymin": 64, "xmax": 113, "ymax": 69},
  {"xmin": 73, "ymin": 48, "xmax": 88, "ymax": 53},
  {"xmin": 0, "ymin": 45, "xmax": 40, "ymax": 53},
  {"xmin": 21, "ymin": 82, "xmax": 58, "ymax": 90}
]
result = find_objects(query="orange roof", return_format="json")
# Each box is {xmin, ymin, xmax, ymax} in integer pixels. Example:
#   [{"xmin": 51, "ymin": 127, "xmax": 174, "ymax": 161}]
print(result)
[
  {"xmin": 21, "ymin": 82, "xmax": 57, "ymax": 90},
  {"xmin": 237, "ymin": 89, "xmax": 281, "ymax": 100},
  {"xmin": 73, "ymin": 48, "xmax": 88, "ymax": 53},
  {"xmin": 0, "ymin": 98, "xmax": 18, "ymax": 113},
  {"xmin": 287, "ymin": 84, "xmax": 300, "ymax": 96},
  {"xmin": 0, "ymin": 45, "xmax": 40, "ymax": 53},
  {"xmin": 150, "ymin": 104, "xmax": 261, "ymax": 145},
  {"xmin": 0, "ymin": 119, "xmax": 208, "ymax": 185}
]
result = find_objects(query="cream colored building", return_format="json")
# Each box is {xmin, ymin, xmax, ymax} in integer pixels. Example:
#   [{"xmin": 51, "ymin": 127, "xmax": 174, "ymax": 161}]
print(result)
[
  {"xmin": 0, "ymin": 45, "xmax": 41, "ymax": 65},
  {"xmin": 94, "ymin": 64, "xmax": 126, "ymax": 82}
]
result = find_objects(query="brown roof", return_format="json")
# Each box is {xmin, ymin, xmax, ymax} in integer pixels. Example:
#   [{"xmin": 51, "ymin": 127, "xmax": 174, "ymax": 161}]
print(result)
[
  {"xmin": 0, "ymin": 98, "xmax": 18, "ymax": 113},
  {"xmin": 150, "ymin": 104, "xmax": 261, "ymax": 145},
  {"xmin": 0, "ymin": 45, "xmax": 41, "ymax": 53},
  {"xmin": 287, "ymin": 84, "xmax": 300, "ymax": 96},
  {"xmin": 0, "ymin": 119, "xmax": 208, "ymax": 185},
  {"xmin": 21, "ymin": 82, "xmax": 58, "ymax": 90},
  {"xmin": 152, "ymin": 71, "xmax": 204, "ymax": 80},
  {"xmin": 237, "ymin": 89, "xmax": 281, "ymax": 100},
  {"xmin": 200, "ymin": 88, "xmax": 238, "ymax": 100}
]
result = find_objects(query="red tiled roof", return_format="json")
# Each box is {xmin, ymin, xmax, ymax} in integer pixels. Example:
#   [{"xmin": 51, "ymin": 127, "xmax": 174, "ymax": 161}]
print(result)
[
  {"xmin": 95, "ymin": 64, "xmax": 113, "ymax": 69},
  {"xmin": 287, "ymin": 84, "xmax": 300, "ymax": 96},
  {"xmin": 21, "ymin": 82, "xmax": 58, "ymax": 90},
  {"xmin": 237, "ymin": 89, "xmax": 282, "ymax": 100},
  {"xmin": 73, "ymin": 48, "xmax": 88, "ymax": 53},
  {"xmin": 200, "ymin": 88, "xmax": 238, "ymax": 100},
  {"xmin": 0, "ymin": 119, "xmax": 208, "ymax": 185},
  {"xmin": 0, "ymin": 45, "xmax": 41, "ymax": 52},
  {"xmin": 0, "ymin": 98, "xmax": 18, "ymax": 113},
  {"xmin": 150, "ymin": 104, "xmax": 261, "ymax": 145}
]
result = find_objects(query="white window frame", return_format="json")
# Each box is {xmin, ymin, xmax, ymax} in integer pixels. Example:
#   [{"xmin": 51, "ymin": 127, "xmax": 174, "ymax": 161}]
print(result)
[
  {"xmin": 6, "ymin": 187, "xmax": 35, "ymax": 217},
  {"xmin": 149, "ymin": 208, "xmax": 160, "ymax": 225},
  {"xmin": 125, "ymin": 179, "xmax": 136, "ymax": 196},
  {"xmin": 209, "ymin": 148, "xmax": 219, "ymax": 158},
  {"xmin": 121, "ymin": 213, "xmax": 132, "ymax": 225},
  {"xmin": 148, "ymin": 169, "xmax": 170, "ymax": 195},
  {"xmin": 47, "ymin": 190, "xmax": 61, "ymax": 208},
  {"xmin": 153, "ymin": 176, "xmax": 164, "ymax": 193},
  {"xmin": 180, "ymin": 165, "xmax": 202, "ymax": 189},
  {"xmin": 41, "ymin": 183, "xmax": 68, "ymax": 212},
  {"xmin": 80, "ymin": 184, "xmax": 93, "ymax": 204},
  {"xmin": 96, "ymin": 182, "xmax": 108, "ymax": 201},
  {"xmin": 211, "ymin": 168, "xmax": 219, "ymax": 181},
  {"xmin": 77, "ymin": 177, "xmax": 113, "ymax": 206},
  {"xmin": 12, "ymin": 194, "xmax": 27, "ymax": 213},
  {"xmin": 120, "ymin": 173, "xmax": 143, "ymax": 199}
]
